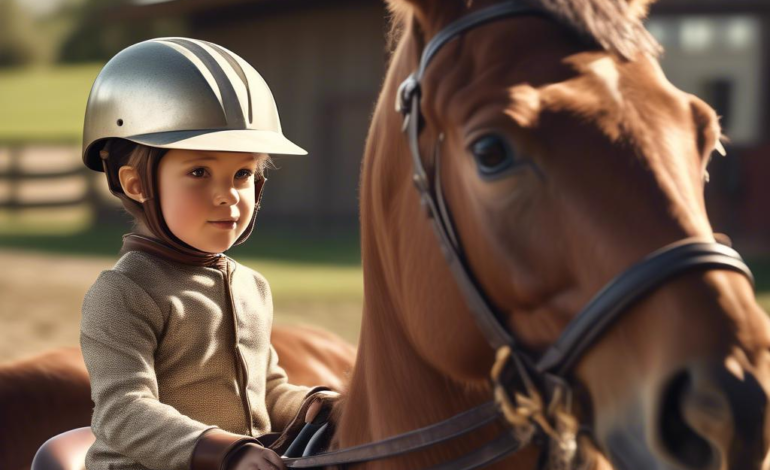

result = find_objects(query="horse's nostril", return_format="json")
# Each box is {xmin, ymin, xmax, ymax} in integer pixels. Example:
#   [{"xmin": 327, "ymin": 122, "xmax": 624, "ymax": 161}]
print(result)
[{"xmin": 658, "ymin": 371, "xmax": 714, "ymax": 469}]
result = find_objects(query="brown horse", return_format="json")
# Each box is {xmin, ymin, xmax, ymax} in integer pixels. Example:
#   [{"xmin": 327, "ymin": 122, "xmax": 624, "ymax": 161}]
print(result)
[
  {"xmin": 6, "ymin": 1, "xmax": 770, "ymax": 469},
  {"xmin": 0, "ymin": 325, "xmax": 355, "ymax": 470},
  {"xmin": 324, "ymin": 0, "xmax": 770, "ymax": 469}
]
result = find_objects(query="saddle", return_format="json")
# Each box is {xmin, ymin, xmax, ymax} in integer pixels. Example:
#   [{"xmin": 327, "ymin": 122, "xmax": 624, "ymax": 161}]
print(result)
[
  {"xmin": 31, "ymin": 427, "xmax": 94, "ymax": 470},
  {"xmin": 31, "ymin": 400, "xmax": 333, "ymax": 470},
  {"xmin": 32, "ymin": 425, "xmax": 331, "ymax": 470}
]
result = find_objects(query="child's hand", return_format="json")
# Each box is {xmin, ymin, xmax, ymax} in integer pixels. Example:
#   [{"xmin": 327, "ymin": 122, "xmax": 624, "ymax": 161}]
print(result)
[
  {"xmin": 303, "ymin": 390, "xmax": 341, "ymax": 423},
  {"xmin": 304, "ymin": 399, "xmax": 323, "ymax": 423},
  {"xmin": 228, "ymin": 443, "xmax": 286, "ymax": 470}
]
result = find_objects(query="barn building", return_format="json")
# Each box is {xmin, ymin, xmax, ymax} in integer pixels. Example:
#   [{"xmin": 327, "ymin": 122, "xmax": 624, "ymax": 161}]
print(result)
[
  {"xmin": 112, "ymin": 0, "xmax": 389, "ymax": 232},
  {"xmin": 111, "ymin": 0, "xmax": 770, "ymax": 248}
]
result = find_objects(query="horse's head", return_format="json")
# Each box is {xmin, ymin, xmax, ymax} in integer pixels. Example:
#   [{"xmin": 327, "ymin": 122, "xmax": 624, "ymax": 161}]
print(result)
[{"xmin": 361, "ymin": 0, "xmax": 770, "ymax": 468}]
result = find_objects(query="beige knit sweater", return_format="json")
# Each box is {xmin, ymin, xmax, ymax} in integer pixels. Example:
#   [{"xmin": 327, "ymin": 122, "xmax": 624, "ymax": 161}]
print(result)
[{"xmin": 80, "ymin": 250, "xmax": 311, "ymax": 470}]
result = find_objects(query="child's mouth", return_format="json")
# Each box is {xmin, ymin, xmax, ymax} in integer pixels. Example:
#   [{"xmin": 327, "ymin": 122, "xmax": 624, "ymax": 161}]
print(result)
[{"xmin": 209, "ymin": 220, "xmax": 237, "ymax": 229}]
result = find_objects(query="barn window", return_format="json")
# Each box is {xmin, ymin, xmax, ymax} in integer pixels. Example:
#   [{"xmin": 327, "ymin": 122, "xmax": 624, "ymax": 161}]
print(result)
[{"xmin": 646, "ymin": 15, "xmax": 762, "ymax": 145}]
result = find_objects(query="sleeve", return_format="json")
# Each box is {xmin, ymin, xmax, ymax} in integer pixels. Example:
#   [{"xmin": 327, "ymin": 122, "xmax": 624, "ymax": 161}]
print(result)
[
  {"xmin": 80, "ymin": 270, "xmax": 220, "ymax": 470},
  {"xmin": 264, "ymin": 344, "xmax": 315, "ymax": 431}
]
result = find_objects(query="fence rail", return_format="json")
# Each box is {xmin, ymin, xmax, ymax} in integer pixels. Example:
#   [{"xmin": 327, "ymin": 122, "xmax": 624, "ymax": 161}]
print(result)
[
  {"xmin": 0, "ymin": 167, "xmax": 87, "ymax": 180},
  {"xmin": 0, "ymin": 146, "xmax": 96, "ymax": 211}
]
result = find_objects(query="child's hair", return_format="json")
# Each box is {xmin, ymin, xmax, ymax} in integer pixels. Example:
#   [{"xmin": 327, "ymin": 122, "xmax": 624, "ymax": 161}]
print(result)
[
  {"xmin": 102, "ymin": 138, "xmax": 167, "ymax": 231},
  {"xmin": 102, "ymin": 138, "xmax": 274, "ymax": 231}
]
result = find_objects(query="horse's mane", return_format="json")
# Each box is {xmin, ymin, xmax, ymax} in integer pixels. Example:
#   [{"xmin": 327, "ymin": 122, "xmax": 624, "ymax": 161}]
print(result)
[{"xmin": 386, "ymin": 0, "xmax": 662, "ymax": 60}]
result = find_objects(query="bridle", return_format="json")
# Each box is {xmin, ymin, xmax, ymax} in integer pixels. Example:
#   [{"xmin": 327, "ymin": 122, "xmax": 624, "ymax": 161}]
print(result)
[{"xmin": 283, "ymin": 2, "xmax": 756, "ymax": 468}]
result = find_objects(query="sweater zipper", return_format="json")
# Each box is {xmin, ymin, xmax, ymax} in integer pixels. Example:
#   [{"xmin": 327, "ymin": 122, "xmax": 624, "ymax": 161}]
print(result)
[{"xmin": 224, "ymin": 259, "xmax": 255, "ymax": 436}]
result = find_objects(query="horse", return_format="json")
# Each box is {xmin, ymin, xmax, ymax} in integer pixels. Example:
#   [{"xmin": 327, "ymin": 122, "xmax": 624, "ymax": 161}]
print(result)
[
  {"xmin": 6, "ymin": 0, "xmax": 770, "ymax": 469},
  {"xmin": 317, "ymin": 0, "xmax": 770, "ymax": 469},
  {"xmin": 0, "ymin": 325, "xmax": 355, "ymax": 470}
]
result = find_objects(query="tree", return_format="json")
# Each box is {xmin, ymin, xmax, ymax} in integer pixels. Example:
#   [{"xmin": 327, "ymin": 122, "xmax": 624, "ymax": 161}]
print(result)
[
  {"xmin": 58, "ymin": 0, "xmax": 187, "ymax": 63},
  {"xmin": 0, "ymin": 0, "xmax": 44, "ymax": 66}
]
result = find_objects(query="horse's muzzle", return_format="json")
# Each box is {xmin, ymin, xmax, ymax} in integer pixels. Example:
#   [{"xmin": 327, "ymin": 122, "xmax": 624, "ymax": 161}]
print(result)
[{"xmin": 601, "ymin": 360, "xmax": 770, "ymax": 470}]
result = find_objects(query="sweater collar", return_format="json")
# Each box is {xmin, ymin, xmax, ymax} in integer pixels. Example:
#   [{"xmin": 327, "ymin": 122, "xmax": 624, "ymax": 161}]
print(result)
[{"xmin": 120, "ymin": 233, "xmax": 229, "ymax": 271}]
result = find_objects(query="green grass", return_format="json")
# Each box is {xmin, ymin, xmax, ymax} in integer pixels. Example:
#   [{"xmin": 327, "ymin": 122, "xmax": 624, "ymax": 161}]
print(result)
[
  {"xmin": 0, "ymin": 220, "xmax": 364, "ymax": 302},
  {"xmin": 749, "ymin": 258, "xmax": 770, "ymax": 293},
  {"xmin": 0, "ymin": 64, "xmax": 103, "ymax": 144},
  {"xmin": 0, "ymin": 207, "xmax": 93, "ymax": 235},
  {"xmin": 759, "ymin": 294, "xmax": 770, "ymax": 313},
  {"xmin": 0, "ymin": 219, "xmax": 768, "ymax": 309},
  {"xmin": 0, "ymin": 216, "xmax": 362, "ymax": 265},
  {"xmin": 748, "ymin": 258, "xmax": 770, "ymax": 312},
  {"xmin": 243, "ymin": 258, "xmax": 362, "ymax": 302}
]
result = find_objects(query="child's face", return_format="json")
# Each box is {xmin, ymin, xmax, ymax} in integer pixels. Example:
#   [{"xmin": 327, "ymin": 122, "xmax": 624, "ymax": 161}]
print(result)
[{"xmin": 157, "ymin": 149, "xmax": 264, "ymax": 253}]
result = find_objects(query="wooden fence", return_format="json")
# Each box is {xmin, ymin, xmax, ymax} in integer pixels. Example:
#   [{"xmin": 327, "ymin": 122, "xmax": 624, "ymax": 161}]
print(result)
[
  {"xmin": 0, "ymin": 147, "xmax": 91, "ymax": 210},
  {"xmin": 0, "ymin": 145, "xmax": 119, "ymax": 223}
]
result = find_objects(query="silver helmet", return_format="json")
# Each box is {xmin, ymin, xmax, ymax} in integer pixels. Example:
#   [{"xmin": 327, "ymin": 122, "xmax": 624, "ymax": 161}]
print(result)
[{"xmin": 82, "ymin": 37, "xmax": 306, "ymax": 171}]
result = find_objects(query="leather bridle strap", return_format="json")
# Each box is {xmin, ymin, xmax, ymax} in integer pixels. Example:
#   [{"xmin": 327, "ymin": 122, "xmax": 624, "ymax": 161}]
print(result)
[
  {"xmin": 399, "ymin": 0, "xmax": 548, "ymax": 351},
  {"xmin": 283, "ymin": 5, "xmax": 549, "ymax": 469},
  {"xmin": 405, "ymin": 94, "xmax": 515, "ymax": 350},
  {"xmin": 283, "ymin": 402, "xmax": 515, "ymax": 468},
  {"xmin": 414, "ymin": 1, "xmax": 548, "ymax": 81},
  {"xmin": 399, "ymin": 0, "xmax": 757, "ymax": 367},
  {"xmin": 424, "ymin": 431, "xmax": 521, "ymax": 470},
  {"xmin": 536, "ymin": 240, "xmax": 755, "ymax": 376},
  {"xmin": 283, "ymin": 1, "xmax": 758, "ymax": 469}
]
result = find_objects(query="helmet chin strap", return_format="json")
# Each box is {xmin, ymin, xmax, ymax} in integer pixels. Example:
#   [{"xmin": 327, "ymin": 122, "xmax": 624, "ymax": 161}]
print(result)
[
  {"xmin": 99, "ymin": 141, "xmax": 266, "ymax": 255},
  {"xmin": 231, "ymin": 176, "xmax": 266, "ymax": 248}
]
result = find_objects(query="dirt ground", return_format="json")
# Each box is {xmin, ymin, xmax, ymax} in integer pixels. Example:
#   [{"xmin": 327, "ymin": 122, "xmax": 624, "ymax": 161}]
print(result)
[{"xmin": 0, "ymin": 249, "xmax": 362, "ymax": 364}]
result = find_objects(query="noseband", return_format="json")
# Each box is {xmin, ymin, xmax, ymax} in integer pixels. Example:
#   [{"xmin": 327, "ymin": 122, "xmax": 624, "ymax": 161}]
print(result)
[{"xmin": 284, "ymin": 2, "xmax": 755, "ymax": 468}]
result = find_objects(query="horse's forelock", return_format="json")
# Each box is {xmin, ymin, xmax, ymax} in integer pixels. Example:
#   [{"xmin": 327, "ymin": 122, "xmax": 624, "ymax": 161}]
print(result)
[
  {"xmin": 386, "ymin": 0, "xmax": 662, "ymax": 61},
  {"xmin": 538, "ymin": 0, "xmax": 662, "ymax": 60}
]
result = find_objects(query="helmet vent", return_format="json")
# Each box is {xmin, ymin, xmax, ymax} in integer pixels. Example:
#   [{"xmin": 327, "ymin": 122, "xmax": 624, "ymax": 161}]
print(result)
[{"xmin": 117, "ymin": 119, "xmax": 124, "ymax": 127}]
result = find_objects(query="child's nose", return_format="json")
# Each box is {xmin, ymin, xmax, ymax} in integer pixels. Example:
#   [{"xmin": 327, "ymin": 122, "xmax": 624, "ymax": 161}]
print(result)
[{"xmin": 214, "ymin": 185, "xmax": 239, "ymax": 205}]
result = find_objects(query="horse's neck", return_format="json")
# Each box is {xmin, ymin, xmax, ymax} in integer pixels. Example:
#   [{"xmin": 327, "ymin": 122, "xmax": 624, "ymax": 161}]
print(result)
[
  {"xmin": 327, "ymin": 19, "xmax": 540, "ymax": 469},
  {"xmin": 333, "ymin": 294, "xmax": 476, "ymax": 463},
  {"xmin": 330, "ymin": 255, "xmax": 540, "ymax": 469}
]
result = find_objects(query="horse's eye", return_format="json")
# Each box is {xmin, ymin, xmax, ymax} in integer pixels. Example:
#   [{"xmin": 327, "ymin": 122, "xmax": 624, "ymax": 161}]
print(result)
[{"xmin": 470, "ymin": 135, "xmax": 516, "ymax": 178}]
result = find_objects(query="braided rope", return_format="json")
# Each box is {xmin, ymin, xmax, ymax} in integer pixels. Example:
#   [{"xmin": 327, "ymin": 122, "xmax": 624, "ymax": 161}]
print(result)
[{"xmin": 492, "ymin": 347, "xmax": 581, "ymax": 469}]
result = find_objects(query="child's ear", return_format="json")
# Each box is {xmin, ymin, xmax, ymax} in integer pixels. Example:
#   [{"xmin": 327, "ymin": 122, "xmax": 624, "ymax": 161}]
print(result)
[{"xmin": 118, "ymin": 166, "xmax": 147, "ymax": 203}]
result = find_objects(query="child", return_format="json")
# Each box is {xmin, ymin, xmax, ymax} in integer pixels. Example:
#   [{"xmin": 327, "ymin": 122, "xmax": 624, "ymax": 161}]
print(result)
[{"xmin": 79, "ymin": 38, "xmax": 337, "ymax": 470}]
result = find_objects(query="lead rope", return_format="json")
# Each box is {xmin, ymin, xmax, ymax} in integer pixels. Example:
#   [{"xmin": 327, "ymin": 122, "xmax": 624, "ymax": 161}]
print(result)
[{"xmin": 491, "ymin": 347, "xmax": 581, "ymax": 470}]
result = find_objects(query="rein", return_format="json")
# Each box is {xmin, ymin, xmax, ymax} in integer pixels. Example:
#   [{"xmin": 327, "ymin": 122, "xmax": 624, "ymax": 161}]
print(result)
[
  {"xmin": 283, "ymin": 402, "xmax": 513, "ymax": 468},
  {"xmin": 284, "ymin": 1, "xmax": 756, "ymax": 468}
]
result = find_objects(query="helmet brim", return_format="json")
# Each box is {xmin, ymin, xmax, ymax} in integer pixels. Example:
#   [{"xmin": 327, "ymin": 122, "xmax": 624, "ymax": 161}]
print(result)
[{"xmin": 85, "ymin": 128, "xmax": 307, "ymax": 172}]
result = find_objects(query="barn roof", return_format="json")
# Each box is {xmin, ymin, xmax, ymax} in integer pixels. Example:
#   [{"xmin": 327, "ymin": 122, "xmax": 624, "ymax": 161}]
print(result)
[
  {"xmin": 650, "ymin": 0, "xmax": 770, "ymax": 15},
  {"xmin": 109, "ymin": 0, "xmax": 378, "ymax": 21},
  {"xmin": 112, "ymin": 0, "xmax": 769, "ymax": 22}
]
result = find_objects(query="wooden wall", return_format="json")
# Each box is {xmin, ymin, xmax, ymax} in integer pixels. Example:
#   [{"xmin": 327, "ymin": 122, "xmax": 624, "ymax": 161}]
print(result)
[{"xmin": 189, "ymin": 1, "xmax": 389, "ymax": 229}]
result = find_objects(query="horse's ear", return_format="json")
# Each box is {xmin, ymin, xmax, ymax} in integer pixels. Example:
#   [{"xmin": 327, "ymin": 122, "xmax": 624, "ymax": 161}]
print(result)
[
  {"xmin": 388, "ymin": 0, "xmax": 658, "ymax": 24},
  {"xmin": 386, "ymin": 0, "xmax": 440, "ymax": 14},
  {"xmin": 626, "ymin": 0, "xmax": 657, "ymax": 21},
  {"xmin": 386, "ymin": 0, "xmax": 464, "ymax": 35},
  {"xmin": 385, "ymin": 0, "xmax": 431, "ymax": 20}
]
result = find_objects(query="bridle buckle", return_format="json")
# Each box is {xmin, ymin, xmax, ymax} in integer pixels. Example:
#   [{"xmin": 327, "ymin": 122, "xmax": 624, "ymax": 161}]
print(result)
[{"xmin": 395, "ymin": 73, "xmax": 419, "ymax": 115}]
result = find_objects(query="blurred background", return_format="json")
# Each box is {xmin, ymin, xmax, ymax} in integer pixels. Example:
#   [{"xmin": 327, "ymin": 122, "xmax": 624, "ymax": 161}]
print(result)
[{"xmin": 0, "ymin": 0, "xmax": 768, "ymax": 363}]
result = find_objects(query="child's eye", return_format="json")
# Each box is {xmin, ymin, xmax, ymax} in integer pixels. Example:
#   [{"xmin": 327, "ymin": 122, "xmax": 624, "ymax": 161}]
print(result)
[
  {"xmin": 189, "ymin": 168, "xmax": 207, "ymax": 178},
  {"xmin": 235, "ymin": 169, "xmax": 254, "ymax": 180}
]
